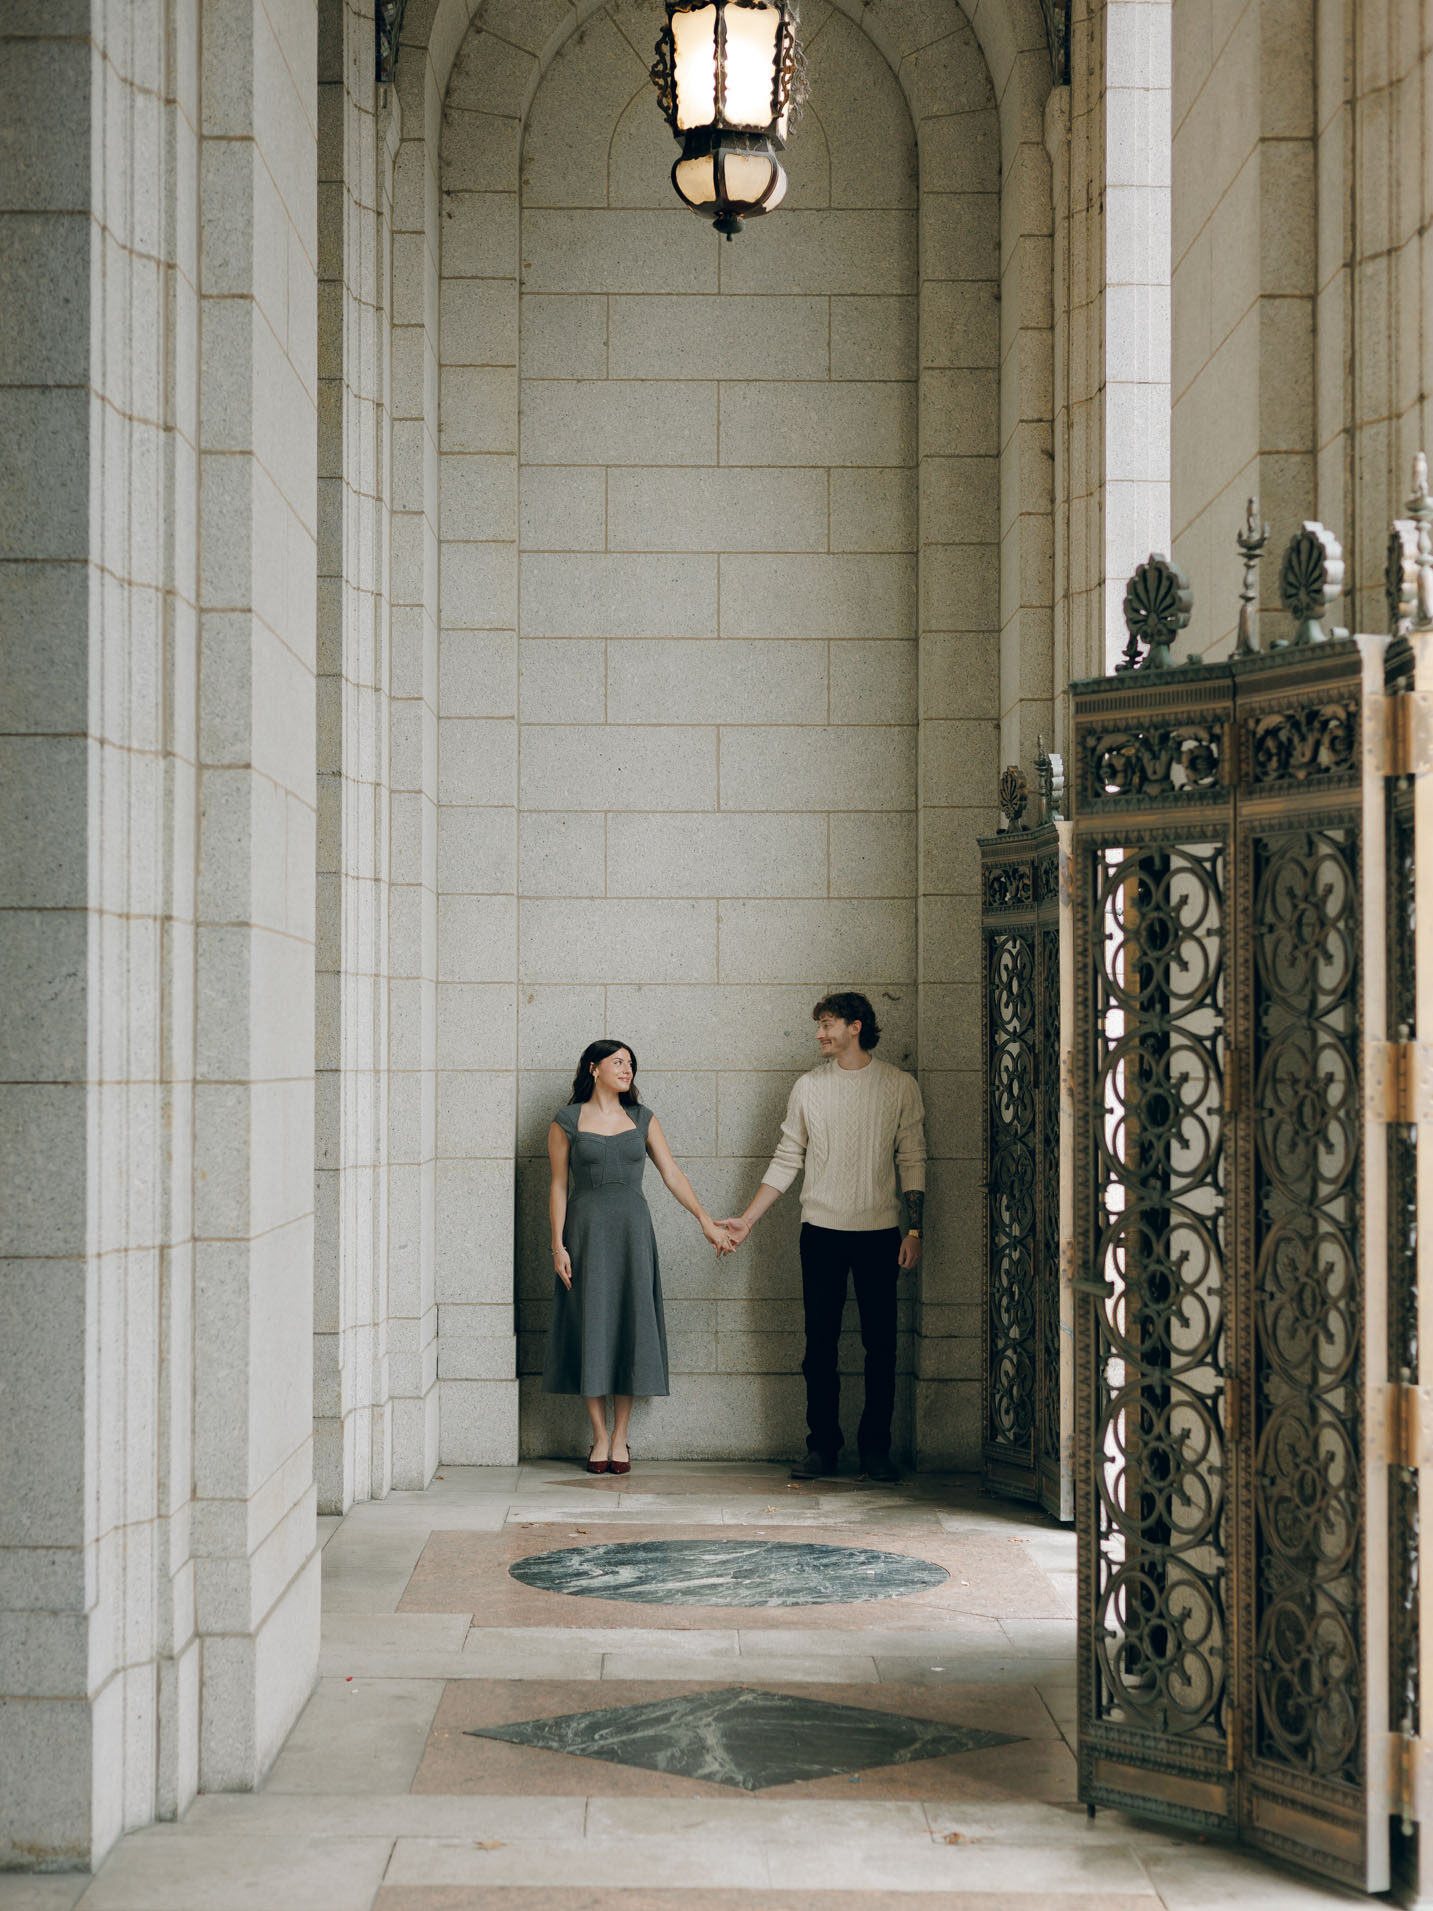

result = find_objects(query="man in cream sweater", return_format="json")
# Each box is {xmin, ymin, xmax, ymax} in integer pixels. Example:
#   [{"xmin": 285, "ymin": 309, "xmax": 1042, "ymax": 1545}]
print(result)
[{"xmin": 721, "ymin": 990, "xmax": 926, "ymax": 1483}]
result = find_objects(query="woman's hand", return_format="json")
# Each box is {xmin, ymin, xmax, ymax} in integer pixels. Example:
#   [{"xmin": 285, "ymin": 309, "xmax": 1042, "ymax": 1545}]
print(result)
[
  {"xmin": 702, "ymin": 1217, "xmax": 734, "ymax": 1256},
  {"xmin": 554, "ymin": 1246, "xmax": 573, "ymax": 1289}
]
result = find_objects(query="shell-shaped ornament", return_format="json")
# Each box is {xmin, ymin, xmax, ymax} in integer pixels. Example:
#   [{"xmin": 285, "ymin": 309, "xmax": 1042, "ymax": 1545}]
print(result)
[
  {"xmin": 1278, "ymin": 521, "xmax": 1344, "ymax": 644},
  {"xmin": 1120, "ymin": 553, "xmax": 1193, "ymax": 671},
  {"xmin": 998, "ymin": 765, "xmax": 1029, "ymax": 831},
  {"xmin": 1387, "ymin": 520, "xmax": 1420, "ymax": 636}
]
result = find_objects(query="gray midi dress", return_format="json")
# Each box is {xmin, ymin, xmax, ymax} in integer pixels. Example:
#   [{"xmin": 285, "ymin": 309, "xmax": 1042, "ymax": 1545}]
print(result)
[{"xmin": 541, "ymin": 1101, "xmax": 670, "ymax": 1398}]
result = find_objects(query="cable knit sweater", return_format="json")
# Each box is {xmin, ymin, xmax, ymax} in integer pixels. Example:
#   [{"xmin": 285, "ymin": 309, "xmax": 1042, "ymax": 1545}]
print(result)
[{"xmin": 759, "ymin": 1056, "xmax": 927, "ymax": 1232}]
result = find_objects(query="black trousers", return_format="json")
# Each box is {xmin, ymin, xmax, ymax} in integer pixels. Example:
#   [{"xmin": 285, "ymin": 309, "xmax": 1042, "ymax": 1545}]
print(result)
[{"xmin": 799, "ymin": 1222, "xmax": 901, "ymax": 1461}]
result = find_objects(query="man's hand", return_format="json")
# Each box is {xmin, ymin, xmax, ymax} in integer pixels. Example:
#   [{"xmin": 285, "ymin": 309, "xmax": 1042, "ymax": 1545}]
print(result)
[
  {"xmin": 898, "ymin": 1233, "xmax": 923, "ymax": 1271},
  {"xmin": 718, "ymin": 1215, "xmax": 752, "ymax": 1246}
]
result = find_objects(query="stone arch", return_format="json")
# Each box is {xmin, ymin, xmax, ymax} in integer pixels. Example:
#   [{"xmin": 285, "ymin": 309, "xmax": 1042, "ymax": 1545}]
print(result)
[
  {"xmin": 393, "ymin": 0, "xmax": 1056, "ymax": 754},
  {"xmin": 391, "ymin": 0, "xmax": 1055, "ymax": 1466}
]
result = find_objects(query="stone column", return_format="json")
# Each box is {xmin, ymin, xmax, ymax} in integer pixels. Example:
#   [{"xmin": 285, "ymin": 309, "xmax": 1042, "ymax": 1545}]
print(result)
[
  {"xmin": 385, "ymin": 26, "xmax": 444, "ymax": 1488},
  {"xmin": 190, "ymin": 0, "xmax": 322, "ymax": 1790},
  {"xmin": 314, "ymin": 0, "xmax": 397, "ymax": 1515},
  {"xmin": 0, "ymin": 0, "xmax": 203, "ymax": 1864}
]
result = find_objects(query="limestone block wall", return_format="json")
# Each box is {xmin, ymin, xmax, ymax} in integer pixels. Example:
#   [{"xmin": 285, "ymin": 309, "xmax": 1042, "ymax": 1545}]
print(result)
[
  {"xmin": 513, "ymin": 5, "xmax": 924, "ymax": 1459},
  {"xmin": 1171, "ymin": 0, "xmax": 1433, "ymax": 652},
  {"xmin": 1170, "ymin": 0, "xmax": 1315, "ymax": 651},
  {"xmin": 1100, "ymin": 0, "xmax": 1171, "ymax": 659},
  {"xmin": 1049, "ymin": 0, "xmax": 1170, "ymax": 725},
  {"xmin": 314, "ymin": 0, "xmax": 401, "ymax": 1515},
  {"xmin": 430, "ymin": 0, "xmax": 1024, "ymax": 1464},
  {"xmin": 1312, "ymin": 0, "xmax": 1433, "ymax": 632}
]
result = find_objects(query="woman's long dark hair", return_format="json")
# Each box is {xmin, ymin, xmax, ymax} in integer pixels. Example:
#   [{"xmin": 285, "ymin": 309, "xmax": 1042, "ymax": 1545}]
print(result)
[{"xmin": 569, "ymin": 1039, "xmax": 641, "ymax": 1107}]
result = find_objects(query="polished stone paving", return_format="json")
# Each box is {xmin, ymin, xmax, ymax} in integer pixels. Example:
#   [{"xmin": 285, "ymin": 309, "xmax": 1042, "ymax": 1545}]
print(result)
[
  {"xmin": 507, "ymin": 1535, "xmax": 950, "ymax": 1605},
  {"xmin": 466, "ymin": 1685, "xmax": 1019, "ymax": 1789},
  {"xmin": 0, "ymin": 1461, "xmax": 1368, "ymax": 1910}
]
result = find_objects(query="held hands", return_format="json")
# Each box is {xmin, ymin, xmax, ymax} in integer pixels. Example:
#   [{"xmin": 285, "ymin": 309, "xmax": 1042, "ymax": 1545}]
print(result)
[
  {"xmin": 702, "ymin": 1217, "xmax": 737, "ymax": 1257},
  {"xmin": 717, "ymin": 1215, "xmax": 751, "ymax": 1247},
  {"xmin": 553, "ymin": 1246, "xmax": 573, "ymax": 1289}
]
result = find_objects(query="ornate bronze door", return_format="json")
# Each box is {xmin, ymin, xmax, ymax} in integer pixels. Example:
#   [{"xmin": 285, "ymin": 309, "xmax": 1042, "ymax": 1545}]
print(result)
[
  {"xmin": 980, "ymin": 771, "xmax": 1073, "ymax": 1521},
  {"xmin": 1070, "ymin": 628, "xmax": 1397, "ymax": 1891}
]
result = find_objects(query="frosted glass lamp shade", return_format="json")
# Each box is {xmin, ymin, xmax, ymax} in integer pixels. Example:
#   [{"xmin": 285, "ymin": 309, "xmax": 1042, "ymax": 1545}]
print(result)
[
  {"xmin": 672, "ymin": 141, "xmax": 787, "ymax": 235},
  {"xmin": 651, "ymin": 1, "xmax": 804, "ymax": 235}
]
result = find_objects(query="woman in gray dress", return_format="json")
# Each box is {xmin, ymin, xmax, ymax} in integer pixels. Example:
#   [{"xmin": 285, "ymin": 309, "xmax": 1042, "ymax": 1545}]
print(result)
[{"xmin": 543, "ymin": 1039, "xmax": 732, "ymax": 1474}]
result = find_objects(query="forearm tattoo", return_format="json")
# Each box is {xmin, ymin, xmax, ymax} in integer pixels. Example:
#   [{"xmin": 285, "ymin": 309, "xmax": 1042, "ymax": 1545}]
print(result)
[{"xmin": 902, "ymin": 1190, "xmax": 924, "ymax": 1234}]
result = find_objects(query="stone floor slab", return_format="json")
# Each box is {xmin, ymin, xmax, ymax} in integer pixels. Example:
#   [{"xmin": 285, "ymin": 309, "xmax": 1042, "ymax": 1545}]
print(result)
[
  {"xmin": 761, "ymin": 1835, "xmax": 1157, "ymax": 1892},
  {"xmin": 374, "ymin": 1893, "xmax": 1165, "ymax": 1911},
  {"xmin": 178, "ymin": 1791, "xmax": 587, "ymax": 1839},
  {"xmin": 463, "ymin": 1623, "xmax": 740, "ymax": 1660},
  {"xmin": 262, "ymin": 1678, "xmax": 444, "ymax": 1794},
  {"xmin": 600, "ymin": 1649, "xmax": 881, "ymax": 1682},
  {"xmin": 383, "ymin": 1834, "xmax": 772, "ymax": 1889},
  {"xmin": 583, "ymin": 1795, "xmax": 932, "ymax": 1839},
  {"xmin": 1140, "ymin": 1847, "xmax": 1370, "ymax": 1907},
  {"xmin": 72, "ymin": 1834, "xmax": 393, "ymax": 1910},
  {"xmin": 0, "ymin": 1882, "xmax": 89, "ymax": 1910}
]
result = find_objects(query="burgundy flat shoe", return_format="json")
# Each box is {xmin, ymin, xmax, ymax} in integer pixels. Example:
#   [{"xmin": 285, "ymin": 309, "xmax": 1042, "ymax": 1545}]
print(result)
[
  {"xmin": 609, "ymin": 1449, "xmax": 631, "ymax": 1477},
  {"xmin": 587, "ymin": 1449, "xmax": 610, "ymax": 1474}
]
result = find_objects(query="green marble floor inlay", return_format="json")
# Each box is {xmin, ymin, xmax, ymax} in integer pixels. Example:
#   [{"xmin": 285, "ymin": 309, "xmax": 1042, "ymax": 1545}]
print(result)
[
  {"xmin": 466, "ymin": 1686, "xmax": 1022, "ymax": 1790},
  {"xmin": 508, "ymin": 1537, "xmax": 949, "ymax": 1606}
]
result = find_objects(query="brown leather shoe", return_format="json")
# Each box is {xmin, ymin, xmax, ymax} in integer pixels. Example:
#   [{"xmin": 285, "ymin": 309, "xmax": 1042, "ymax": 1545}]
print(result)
[
  {"xmin": 586, "ymin": 1448, "xmax": 610, "ymax": 1474},
  {"xmin": 609, "ymin": 1446, "xmax": 631, "ymax": 1476}
]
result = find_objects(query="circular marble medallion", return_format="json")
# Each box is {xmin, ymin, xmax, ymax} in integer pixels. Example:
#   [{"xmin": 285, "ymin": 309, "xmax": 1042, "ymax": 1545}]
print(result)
[{"xmin": 508, "ymin": 1537, "xmax": 949, "ymax": 1606}]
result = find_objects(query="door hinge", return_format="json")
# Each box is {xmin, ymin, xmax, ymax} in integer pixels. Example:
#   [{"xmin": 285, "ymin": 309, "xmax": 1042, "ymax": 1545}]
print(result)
[
  {"xmin": 1224, "ymin": 1375, "xmax": 1242, "ymax": 1445},
  {"xmin": 1387, "ymin": 689, "xmax": 1415, "ymax": 777},
  {"xmin": 1226, "ymin": 1704, "xmax": 1242, "ymax": 1771},
  {"xmin": 1223, "ymin": 1045, "xmax": 1242, "ymax": 1116},
  {"xmin": 1372, "ymin": 1038, "xmax": 1419, "ymax": 1124},
  {"xmin": 1391, "ymin": 1728, "xmax": 1425, "ymax": 1832},
  {"xmin": 1386, "ymin": 1379, "xmax": 1423, "ymax": 1470}
]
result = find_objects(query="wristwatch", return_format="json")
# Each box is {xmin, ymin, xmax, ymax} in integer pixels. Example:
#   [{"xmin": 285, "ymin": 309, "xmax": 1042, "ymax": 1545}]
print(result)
[{"xmin": 906, "ymin": 1229, "xmax": 921, "ymax": 1238}]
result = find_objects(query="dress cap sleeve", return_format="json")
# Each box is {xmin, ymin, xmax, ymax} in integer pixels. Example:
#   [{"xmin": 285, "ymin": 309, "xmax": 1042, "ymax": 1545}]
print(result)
[
  {"xmin": 554, "ymin": 1102, "xmax": 579, "ymax": 1137},
  {"xmin": 635, "ymin": 1101, "xmax": 654, "ymax": 1131}
]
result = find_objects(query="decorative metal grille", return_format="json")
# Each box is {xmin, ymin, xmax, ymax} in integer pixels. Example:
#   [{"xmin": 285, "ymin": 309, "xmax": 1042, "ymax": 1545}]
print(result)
[
  {"xmin": 1248, "ymin": 822, "xmax": 1362, "ymax": 1785},
  {"xmin": 1086, "ymin": 833, "xmax": 1230, "ymax": 1748},
  {"xmin": 986, "ymin": 919, "xmax": 1037, "ymax": 1457},
  {"xmin": 1055, "ymin": 474, "xmax": 1433, "ymax": 1892},
  {"xmin": 979, "ymin": 784, "xmax": 1067, "ymax": 1518},
  {"xmin": 1070, "ymin": 614, "xmax": 1388, "ymax": 1884},
  {"xmin": 1388, "ymin": 642, "xmax": 1419, "ymax": 1887},
  {"xmin": 1038, "ymin": 920, "xmax": 1064, "ymax": 1504}
]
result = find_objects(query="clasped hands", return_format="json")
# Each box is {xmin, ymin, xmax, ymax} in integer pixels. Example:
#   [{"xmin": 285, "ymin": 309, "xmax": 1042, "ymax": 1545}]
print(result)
[
  {"xmin": 703, "ymin": 1215, "xmax": 740, "ymax": 1257},
  {"xmin": 705, "ymin": 1214, "xmax": 751, "ymax": 1258}
]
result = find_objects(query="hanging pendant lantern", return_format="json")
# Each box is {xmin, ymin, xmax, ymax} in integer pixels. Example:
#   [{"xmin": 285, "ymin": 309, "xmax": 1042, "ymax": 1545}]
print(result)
[{"xmin": 651, "ymin": 1, "xmax": 806, "ymax": 238}]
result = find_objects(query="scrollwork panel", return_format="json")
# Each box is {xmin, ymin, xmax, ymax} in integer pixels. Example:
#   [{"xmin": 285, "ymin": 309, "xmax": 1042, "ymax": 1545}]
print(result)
[
  {"xmin": 1250, "ymin": 825, "xmax": 1363, "ymax": 1788},
  {"xmin": 987, "ymin": 928, "xmax": 1038, "ymax": 1454},
  {"xmin": 1088, "ymin": 839, "xmax": 1229, "ymax": 1745}
]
